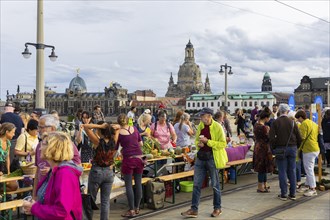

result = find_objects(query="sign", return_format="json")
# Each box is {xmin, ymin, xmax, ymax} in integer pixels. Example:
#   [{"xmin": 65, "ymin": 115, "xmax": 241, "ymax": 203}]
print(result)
[{"xmin": 288, "ymin": 95, "xmax": 295, "ymax": 111}]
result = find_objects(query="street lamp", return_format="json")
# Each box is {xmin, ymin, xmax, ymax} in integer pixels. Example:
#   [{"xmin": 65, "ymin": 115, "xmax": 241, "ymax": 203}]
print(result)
[
  {"xmin": 21, "ymin": 0, "xmax": 57, "ymax": 109},
  {"xmin": 326, "ymin": 80, "xmax": 330, "ymax": 107},
  {"xmin": 219, "ymin": 63, "xmax": 233, "ymax": 111}
]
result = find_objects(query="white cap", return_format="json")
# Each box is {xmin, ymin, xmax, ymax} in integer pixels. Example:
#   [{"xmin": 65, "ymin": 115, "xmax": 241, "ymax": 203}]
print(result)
[{"xmin": 144, "ymin": 109, "xmax": 151, "ymax": 114}]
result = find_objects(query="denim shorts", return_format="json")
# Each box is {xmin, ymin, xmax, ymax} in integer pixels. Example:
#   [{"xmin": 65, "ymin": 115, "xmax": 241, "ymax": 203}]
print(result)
[{"xmin": 121, "ymin": 157, "xmax": 144, "ymax": 175}]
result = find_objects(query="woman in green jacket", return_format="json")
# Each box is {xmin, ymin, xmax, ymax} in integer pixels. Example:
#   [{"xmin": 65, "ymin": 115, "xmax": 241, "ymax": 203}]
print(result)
[{"xmin": 295, "ymin": 110, "xmax": 319, "ymax": 197}]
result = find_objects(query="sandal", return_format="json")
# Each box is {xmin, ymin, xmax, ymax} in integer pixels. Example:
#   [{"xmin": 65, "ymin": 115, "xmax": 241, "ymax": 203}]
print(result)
[
  {"xmin": 135, "ymin": 208, "xmax": 140, "ymax": 215},
  {"xmin": 121, "ymin": 210, "xmax": 136, "ymax": 218},
  {"xmin": 257, "ymin": 189, "xmax": 270, "ymax": 193}
]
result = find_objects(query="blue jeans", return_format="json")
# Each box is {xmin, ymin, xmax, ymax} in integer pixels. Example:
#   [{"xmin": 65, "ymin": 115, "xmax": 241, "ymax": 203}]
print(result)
[
  {"xmin": 191, "ymin": 157, "xmax": 221, "ymax": 211},
  {"xmin": 88, "ymin": 165, "xmax": 114, "ymax": 220},
  {"xmin": 296, "ymin": 159, "xmax": 302, "ymax": 183},
  {"xmin": 258, "ymin": 172, "xmax": 267, "ymax": 183},
  {"xmin": 276, "ymin": 146, "xmax": 297, "ymax": 196}
]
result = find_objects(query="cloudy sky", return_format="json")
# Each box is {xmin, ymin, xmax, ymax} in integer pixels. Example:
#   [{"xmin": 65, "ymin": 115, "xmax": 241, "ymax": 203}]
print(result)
[{"xmin": 1, "ymin": 0, "xmax": 329, "ymax": 101}]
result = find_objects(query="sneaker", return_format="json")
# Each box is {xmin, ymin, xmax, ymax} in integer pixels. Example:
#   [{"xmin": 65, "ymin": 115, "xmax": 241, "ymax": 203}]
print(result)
[
  {"xmin": 303, "ymin": 189, "xmax": 317, "ymax": 197},
  {"xmin": 288, "ymin": 195, "xmax": 296, "ymax": 200},
  {"xmin": 278, "ymin": 194, "xmax": 287, "ymax": 201},
  {"xmin": 181, "ymin": 209, "xmax": 198, "ymax": 218},
  {"xmin": 297, "ymin": 186, "xmax": 309, "ymax": 193},
  {"xmin": 211, "ymin": 209, "xmax": 222, "ymax": 217}
]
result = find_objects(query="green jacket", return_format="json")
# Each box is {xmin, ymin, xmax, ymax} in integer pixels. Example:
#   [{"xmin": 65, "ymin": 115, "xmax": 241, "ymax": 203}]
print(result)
[
  {"xmin": 195, "ymin": 119, "xmax": 228, "ymax": 169},
  {"xmin": 299, "ymin": 119, "xmax": 319, "ymax": 153}
]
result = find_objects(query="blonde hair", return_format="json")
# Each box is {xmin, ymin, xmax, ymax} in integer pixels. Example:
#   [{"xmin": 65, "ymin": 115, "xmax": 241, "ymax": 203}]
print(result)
[
  {"xmin": 41, "ymin": 131, "xmax": 73, "ymax": 162},
  {"xmin": 19, "ymin": 112, "xmax": 30, "ymax": 128},
  {"xmin": 138, "ymin": 113, "xmax": 151, "ymax": 127},
  {"xmin": 117, "ymin": 113, "xmax": 128, "ymax": 126},
  {"xmin": 179, "ymin": 113, "xmax": 190, "ymax": 130}
]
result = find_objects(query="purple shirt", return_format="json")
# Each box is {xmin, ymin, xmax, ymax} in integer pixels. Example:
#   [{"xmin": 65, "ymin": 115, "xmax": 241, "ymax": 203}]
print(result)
[
  {"xmin": 116, "ymin": 127, "xmax": 142, "ymax": 159},
  {"xmin": 35, "ymin": 142, "xmax": 81, "ymax": 181}
]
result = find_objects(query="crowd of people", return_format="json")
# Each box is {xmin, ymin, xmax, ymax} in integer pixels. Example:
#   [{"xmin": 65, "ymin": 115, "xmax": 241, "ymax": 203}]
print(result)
[{"xmin": 0, "ymin": 101, "xmax": 329, "ymax": 219}]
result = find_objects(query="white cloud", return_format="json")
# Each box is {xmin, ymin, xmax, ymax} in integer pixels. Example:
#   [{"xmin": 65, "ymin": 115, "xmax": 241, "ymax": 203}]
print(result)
[{"xmin": 0, "ymin": 0, "xmax": 329, "ymax": 101}]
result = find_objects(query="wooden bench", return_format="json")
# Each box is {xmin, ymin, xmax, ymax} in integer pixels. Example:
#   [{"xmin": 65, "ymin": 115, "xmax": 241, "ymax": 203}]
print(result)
[
  {"xmin": 0, "ymin": 199, "xmax": 24, "ymax": 220},
  {"xmin": 158, "ymin": 170, "xmax": 194, "ymax": 204},
  {"xmin": 6, "ymin": 186, "xmax": 33, "ymax": 196},
  {"xmin": 226, "ymin": 158, "xmax": 253, "ymax": 184}
]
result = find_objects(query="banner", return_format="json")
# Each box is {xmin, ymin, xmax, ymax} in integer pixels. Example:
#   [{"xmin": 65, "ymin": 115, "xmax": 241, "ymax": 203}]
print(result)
[
  {"xmin": 312, "ymin": 96, "xmax": 323, "ymax": 123},
  {"xmin": 288, "ymin": 95, "xmax": 295, "ymax": 111}
]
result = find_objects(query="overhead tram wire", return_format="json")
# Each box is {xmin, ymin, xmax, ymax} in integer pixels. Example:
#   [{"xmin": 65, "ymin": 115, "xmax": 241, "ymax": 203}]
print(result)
[
  {"xmin": 274, "ymin": 0, "xmax": 330, "ymax": 24},
  {"xmin": 208, "ymin": 0, "xmax": 329, "ymax": 33}
]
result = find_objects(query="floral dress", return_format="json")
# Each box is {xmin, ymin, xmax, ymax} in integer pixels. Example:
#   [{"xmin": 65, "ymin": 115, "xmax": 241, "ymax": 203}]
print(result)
[{"xmin": 252, "ymin": 123, "xmax": 273, "ymax": 173}]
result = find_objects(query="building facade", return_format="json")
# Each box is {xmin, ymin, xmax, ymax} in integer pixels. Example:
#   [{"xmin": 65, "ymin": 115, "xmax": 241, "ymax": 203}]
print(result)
[
  {"xmin": 165, "ymin": 40, "xmax": 211, "ymax": 98},
  {"xmin": 46, "ymin": 75, "xmax": 128, "ymax": 116},
  {"xmin": 186, "ymin": 92, "xmax": 276, "ymax": 114},
  {"xmin": 294, "ymin": 75, "xmax": 329, "ymax": 107}
]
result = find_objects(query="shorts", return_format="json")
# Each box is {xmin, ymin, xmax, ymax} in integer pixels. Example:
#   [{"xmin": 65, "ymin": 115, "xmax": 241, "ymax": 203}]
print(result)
[{"xmin": 121, "ymin": 157, "xmax": 144, "ymax": 175}]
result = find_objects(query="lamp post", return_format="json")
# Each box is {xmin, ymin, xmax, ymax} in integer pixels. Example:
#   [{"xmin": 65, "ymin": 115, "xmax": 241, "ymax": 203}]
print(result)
[
  {"xmin": 21, "ymin": 0, "xmax": 57, "ymax": 109},
  {"xmin": 326, "ymin": 80, "xmax": 330, "ymax": 107},
  {"xmin": 219, "ymin": 63, "xmax": 233, "ymax": 111}
]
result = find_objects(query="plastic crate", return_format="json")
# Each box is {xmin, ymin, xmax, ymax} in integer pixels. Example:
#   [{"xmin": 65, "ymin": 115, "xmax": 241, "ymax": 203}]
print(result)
[{"xmin": 180, "ymin": 181, "xmax": 193, "ymax": 192}]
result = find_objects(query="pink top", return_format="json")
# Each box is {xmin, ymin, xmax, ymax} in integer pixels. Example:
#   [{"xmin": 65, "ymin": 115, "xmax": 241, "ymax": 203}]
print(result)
[
  {"xmin": 31, "ymin": 164, "xmax": 83, "ymax": 220},
  {"xmin": 150, "ymin": 122, "xmax": 175, "ymax": 150}
]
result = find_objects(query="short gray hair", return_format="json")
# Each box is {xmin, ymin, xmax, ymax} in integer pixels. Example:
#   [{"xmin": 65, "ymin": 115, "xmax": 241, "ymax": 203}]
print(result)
[
  {"xmin": 278, "ymin": 104, "xmax": 290, "ymax": 115},
  {"xmin": 40, "ymin": 114, "xmax": 59, "ymax": 128}
]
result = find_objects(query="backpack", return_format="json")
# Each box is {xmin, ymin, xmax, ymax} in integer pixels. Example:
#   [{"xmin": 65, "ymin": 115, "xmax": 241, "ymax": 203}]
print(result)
[{"xmin": 145, "ymin": 179, "xmax": 165, "ymax": 210}]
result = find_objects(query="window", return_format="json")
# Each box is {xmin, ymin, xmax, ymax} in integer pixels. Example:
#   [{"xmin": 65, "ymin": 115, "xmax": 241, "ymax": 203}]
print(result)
[
  {"xmin": 244, "ymin": 101, "xmax": 247, "ymax": 107},
  {"xmin": 266, "ymin": 101, "xmax": 270, "ymax": 106},
  {"xmin": 261, "ymin": 101, "xmax": 264, "ymax": 106},
  {"xmin": 197, "ymin": 102, "xmax": 200, "ymax": 107},
  {"xmin": 188, "ymin": 103, "xmax": 191, "ymax": 108},
  {"xmin": 235, "ymin": 101, "xmax": 238, "ymax": 107},
  {"xmin": 254, "ymin": 101, "xmax": 258, "ymax": 106},
  {"xmin": 192, "ymin": 103, "xmax": 195, "ymax": 107},
  {"xmin": 228, "ymin": 102, "xmax": 230, "ymax": 107},
  {"xmin": 202, "ymin": 102, "xmax": 205, "ymax": 107},
  {"xmin": 222, "ymin": 102, "xmax": 225, "ymax": 106},
  {"xmin": 249, "ymin": 101, "xmax": 252, "ymax": 107},
  {"xmin": 211, "ymin": 102, "xmax": 214, "ymax": 107},
  {"xmin": 218, "ymin": 102, "xmax": 220, "ymax": 107}
]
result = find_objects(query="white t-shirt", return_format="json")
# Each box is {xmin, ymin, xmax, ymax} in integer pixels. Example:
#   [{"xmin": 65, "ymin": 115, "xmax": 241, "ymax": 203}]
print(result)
[{"xmin": 174, "ymin": 123, "xmax": 191, "ymax": 147}]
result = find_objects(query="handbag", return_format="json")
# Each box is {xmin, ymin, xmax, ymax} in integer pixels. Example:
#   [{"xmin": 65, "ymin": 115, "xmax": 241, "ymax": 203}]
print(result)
[
  {"xmin": 81, "ymin": 184, "xmax": 99, "ymax": 220},
  {"xmin": 10, "ymin": 134, "xmax": 28, "ymax": 173},
  {"xmin": 273, "ymin": 121, "xmax": 294, "ymax": 160}
]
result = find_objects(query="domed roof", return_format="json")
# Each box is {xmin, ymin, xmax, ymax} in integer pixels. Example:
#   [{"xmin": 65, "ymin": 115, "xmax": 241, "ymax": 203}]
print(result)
[
  {"xmin": 263, "ymin": 72, "xmax": 270, "ymax": 79},
  {"xmin": 69, "ymin": 74, "xmax": 87, "ymax": 93},
  {"xmin": 186, "ymin": 40, "xmax": 193, "ymax": 48}
]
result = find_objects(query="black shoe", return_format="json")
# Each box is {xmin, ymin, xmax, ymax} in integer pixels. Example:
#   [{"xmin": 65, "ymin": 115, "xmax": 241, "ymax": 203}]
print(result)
[
  {"xmin": 278, "ymin": 194, "xmax": 287, "ymax": 201},
  {"xmin": 288, "ymin": 195, "xmax": 296, "ymax": 200}
]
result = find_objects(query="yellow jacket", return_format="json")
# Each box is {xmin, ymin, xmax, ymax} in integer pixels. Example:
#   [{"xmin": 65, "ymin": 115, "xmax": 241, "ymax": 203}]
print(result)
[
  {"xmin": 195, "ymin": 119, "xmax": 228, "ymax": 169},
  {"xmin": 299, "ymin": 119, "xmax": 319, "ymax": 153}
]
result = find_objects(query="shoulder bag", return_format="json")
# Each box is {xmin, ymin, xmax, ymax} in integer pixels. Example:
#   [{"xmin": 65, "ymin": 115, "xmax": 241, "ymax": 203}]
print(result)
[{"xmin": 272, "ymin": 121, "xmax": 294, "ymax": 160}]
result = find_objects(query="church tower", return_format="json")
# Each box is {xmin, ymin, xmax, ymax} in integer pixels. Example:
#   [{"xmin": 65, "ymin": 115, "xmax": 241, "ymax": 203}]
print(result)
[
  {"xmin": 165, "ymin": 40, "xmax": 205, "ymax": 97},
  {"xmin": 261, "ymin": 72, "xmax": 272, "ymax": 92},
  {"xmin": 204, "ymin": 74, "xmax": 212, "ymax": 94}
]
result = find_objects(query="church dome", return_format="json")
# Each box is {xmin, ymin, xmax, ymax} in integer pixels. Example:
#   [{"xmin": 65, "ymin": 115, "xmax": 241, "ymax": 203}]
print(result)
[
  {"xmin": 69, "ymin": 74, "xmax": 87, "ymax": 93},
  {"xmin": 186, "ymin": 40, "xmax": 193, "ymax": 48},
  {"xmin": 263, "ymin": 72, "xmax": 270, "ymax": 79}
]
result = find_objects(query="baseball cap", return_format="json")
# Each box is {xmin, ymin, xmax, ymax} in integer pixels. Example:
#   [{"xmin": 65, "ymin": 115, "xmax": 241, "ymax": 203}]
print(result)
[
  {"xmin": 159, "ymin": 104, "xmax": 166, "ymax": 109},
  {"xmin": 5, "ymin": 102, "xmax": 14, "ymax": 107},
  {"xmin": 198, "ymin": 107, "xmax": 214, "ymax": 116}
]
